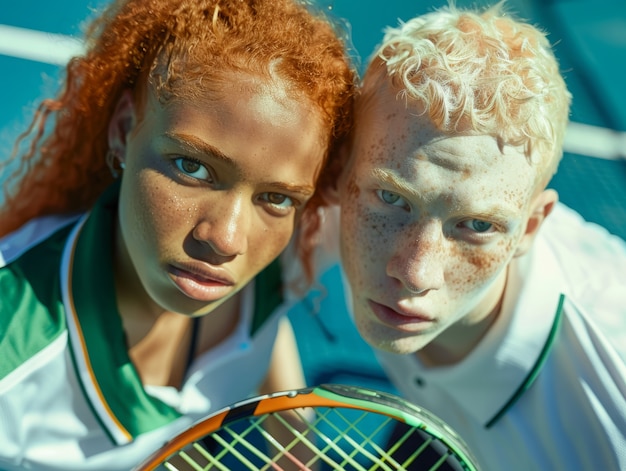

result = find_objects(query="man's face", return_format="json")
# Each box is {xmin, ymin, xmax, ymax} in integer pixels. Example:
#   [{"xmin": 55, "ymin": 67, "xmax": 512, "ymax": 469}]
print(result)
[{"xmin": 338, "ymin": 82, "xmax": 540, "ymax": 355}]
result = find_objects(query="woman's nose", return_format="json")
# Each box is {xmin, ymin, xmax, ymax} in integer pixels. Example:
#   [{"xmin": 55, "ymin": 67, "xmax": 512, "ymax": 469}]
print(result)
[{"xmin": 192, "ymin": 193, "xmax": 250, "ymax": 257}]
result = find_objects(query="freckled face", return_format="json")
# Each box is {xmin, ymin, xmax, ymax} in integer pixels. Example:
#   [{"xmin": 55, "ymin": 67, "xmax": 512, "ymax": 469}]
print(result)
[
  {"xmin": 339, "ymin": 84, "xmax": 539, "ymax": 354},
  {"xmin": 114, "ymin": 75, "xmax": 326, "ymax": 316}
]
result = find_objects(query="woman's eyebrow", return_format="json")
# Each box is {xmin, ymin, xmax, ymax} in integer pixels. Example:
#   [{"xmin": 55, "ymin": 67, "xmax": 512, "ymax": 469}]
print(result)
[
  {"xmin": 270, "ymin": 181, "xmax": 315, "ymax": 197},
  {"xmin": 163, "ymin": 131, "xmax": 315, "ymax": 196},
  {"xmin": 163, "ymin": 131, "xmax": 232, "ymax": 163}
]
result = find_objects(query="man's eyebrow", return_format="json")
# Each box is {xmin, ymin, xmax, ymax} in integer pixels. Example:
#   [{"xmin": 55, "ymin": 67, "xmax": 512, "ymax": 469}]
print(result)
[
  {"xmin": 164, "ymin": 132, "xmax": 232, "ymax": 163},
  {"xmin": 372, "ymin": 168, "xmax": 420, "ymax": 198},
  {"xmin": 371, "ymin": 168, "xmax": 519, "ymax": 220}
]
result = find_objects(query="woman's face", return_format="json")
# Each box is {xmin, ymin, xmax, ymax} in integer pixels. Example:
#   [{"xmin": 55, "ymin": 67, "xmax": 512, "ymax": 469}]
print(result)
[{"xmin": 110, "ymin": 75, "xmax": 326, "ymax": 317}]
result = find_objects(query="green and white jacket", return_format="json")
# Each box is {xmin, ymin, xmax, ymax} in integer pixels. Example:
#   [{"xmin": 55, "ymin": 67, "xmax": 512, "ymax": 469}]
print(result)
[{"xmin": 0, "ymin": 185, "xmax": 288, "ymax": 470}]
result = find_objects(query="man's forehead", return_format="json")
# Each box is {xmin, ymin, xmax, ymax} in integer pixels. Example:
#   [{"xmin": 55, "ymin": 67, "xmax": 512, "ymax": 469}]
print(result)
[{"xmin": 358, "ymin": 126, "xmax": 517, "ymax": 170}]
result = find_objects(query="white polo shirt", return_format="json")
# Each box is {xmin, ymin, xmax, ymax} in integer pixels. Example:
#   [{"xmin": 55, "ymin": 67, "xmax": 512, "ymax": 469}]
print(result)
[
  {"xmin": 373, "ymin": 204, "xmax": 626, "ymax": 470},
  {"xmin": 0, "ymin": 184, "xmax": 290, "ymax": 470}
]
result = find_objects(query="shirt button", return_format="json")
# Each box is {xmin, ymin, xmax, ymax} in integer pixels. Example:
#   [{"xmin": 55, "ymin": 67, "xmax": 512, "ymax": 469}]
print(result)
[{"xmin": 415, "ymin": 377, "xmax": 426, "ymax": 387}]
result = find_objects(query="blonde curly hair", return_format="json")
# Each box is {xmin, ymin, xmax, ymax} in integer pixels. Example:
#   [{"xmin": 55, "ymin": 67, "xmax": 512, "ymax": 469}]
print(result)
[{"xmin": 360, "ymin": 2, "xmax": 571, "ymax": 187}]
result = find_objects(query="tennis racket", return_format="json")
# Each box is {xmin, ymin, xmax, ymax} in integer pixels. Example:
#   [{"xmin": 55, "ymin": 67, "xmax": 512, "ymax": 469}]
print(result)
[{"xmin": 135, "ymin": 384, "xmax": 480, "ymax": 471}]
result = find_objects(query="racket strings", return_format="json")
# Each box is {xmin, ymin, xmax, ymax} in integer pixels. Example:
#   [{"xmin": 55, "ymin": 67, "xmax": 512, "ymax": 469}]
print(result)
[
  {"xmin": 308, "ymin": 408, "xmax": 400, "ymax": 470},
  {"xmin": 247, "ymin": 410, "xmax": 324, "ymax": 470},
  {"xmin": 385, "ymin": 423, "xmax": 474, "ymax": 471},
  {"xmin": 158, "ymin": 407, "xmax": 470, "ymax": 471}
]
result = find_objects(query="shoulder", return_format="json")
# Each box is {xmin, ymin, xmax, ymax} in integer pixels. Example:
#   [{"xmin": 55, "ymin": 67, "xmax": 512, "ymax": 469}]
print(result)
[
  {"xmin": 554, "ymin": 298, "xmax": 626, "ymax": 437},
  {"xmin": 1, "ymin": 214, "xmax": 81, "ymax": 267},
  {"xmin": 561, "ymin": 291, "xmax": 626, "ymax": 366},
  {"xmin": 0, "ymin": 215, "xmax": 78, "ymax": 379},
  {"xmin": 537, "ymin": 203, "xmax": 626, "ymax": 361},
  {"xmin": 540, "ymin": 203, "xmax": 626, "ymax": 270},
  {"xmin": 0, "ymin": 214, "xmax": 78, "ymax": 299},
  {"xmin": 538, "ymin": 203, "xmax": 626, "ymax": 293}
]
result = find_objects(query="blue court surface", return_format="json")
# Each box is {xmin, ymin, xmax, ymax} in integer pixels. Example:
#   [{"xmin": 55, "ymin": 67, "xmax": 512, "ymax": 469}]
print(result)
[{"xmin": 1, "ymin": 0, "xmax": 625, "ymax": 389}]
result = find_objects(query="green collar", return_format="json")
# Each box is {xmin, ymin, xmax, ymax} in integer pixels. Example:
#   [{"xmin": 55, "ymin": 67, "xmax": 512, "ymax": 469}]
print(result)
[
  {"xmin": 69, "ymin": 182, "xmax": 180, "ymax": 443},
  {"xmin": 68, "ymin": 182, "xmax": 284, "ymax": 443}
]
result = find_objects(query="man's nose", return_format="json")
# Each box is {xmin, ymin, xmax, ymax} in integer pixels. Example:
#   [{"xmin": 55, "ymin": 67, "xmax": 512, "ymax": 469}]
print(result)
[{"xmin": 386, "ymin": 219, "xmax": 445, "ymax": 294}]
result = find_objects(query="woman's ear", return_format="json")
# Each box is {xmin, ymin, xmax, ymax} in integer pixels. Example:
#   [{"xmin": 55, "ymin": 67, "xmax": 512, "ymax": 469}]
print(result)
[
  {"xmin": 108, "ymin": 90, "xmax": 137, "ymax": 160},
  {"xmin": 514, "ymin": 189, "xmax": 558, "ymax": 257}
]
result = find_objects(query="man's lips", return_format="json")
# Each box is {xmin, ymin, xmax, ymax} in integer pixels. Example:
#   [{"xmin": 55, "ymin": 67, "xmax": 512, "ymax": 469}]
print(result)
[
  {"xmin": 168, "ymin": 263, "xmax": 235, "ymax": 302},
  {"xmin": 368, "ymin": 300, "xmax": 435, "ymax": 332}
]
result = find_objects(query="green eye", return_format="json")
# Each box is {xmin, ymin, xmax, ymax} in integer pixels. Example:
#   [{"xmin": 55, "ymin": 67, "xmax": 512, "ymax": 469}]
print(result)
[
  {"xmin": 471, "ymin": 220, "xmax": 492, "ymax": 232},
  {"xmin": 465, "ymin": 219, "xmax": 493, "ymax": 233},
  {"xmin": 377, "ymin": 189, "xmax": 405, "ymax": 207}
]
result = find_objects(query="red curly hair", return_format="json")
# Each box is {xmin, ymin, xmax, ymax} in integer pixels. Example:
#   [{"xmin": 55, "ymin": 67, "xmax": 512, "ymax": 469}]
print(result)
[{"xmin": 1, "ymin": 0, "xmax": 355, "ymax": 279}]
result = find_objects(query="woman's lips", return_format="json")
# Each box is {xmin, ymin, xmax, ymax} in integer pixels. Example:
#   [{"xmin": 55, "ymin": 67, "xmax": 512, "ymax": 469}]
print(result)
[
  {"xmin": 168, "ymin": 264, "xmax": 235, "ymax": 302},
  {"xmin": 368, "ymin": 300, "xmax": 435, "ymax": 332}
]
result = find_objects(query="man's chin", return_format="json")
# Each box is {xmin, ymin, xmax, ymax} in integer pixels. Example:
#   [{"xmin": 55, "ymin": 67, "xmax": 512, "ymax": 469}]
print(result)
[{"xmin": 357, "ymin": 323, "xmax": 428, "ymax": 355}]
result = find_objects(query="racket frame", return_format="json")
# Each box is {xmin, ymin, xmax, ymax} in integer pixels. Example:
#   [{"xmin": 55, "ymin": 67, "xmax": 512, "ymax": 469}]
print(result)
[{"xmin": 135, "ymin": 384, "xmax": 480, "ymax": 471}]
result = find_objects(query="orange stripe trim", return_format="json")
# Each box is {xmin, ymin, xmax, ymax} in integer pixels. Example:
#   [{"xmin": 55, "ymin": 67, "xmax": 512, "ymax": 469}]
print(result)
[
  {"xmin": 66, "ymin": 227, "xmax": 133, "ymax": 442},
  {"xmin": 135, "ymin": 410, "xmax": 231, "ymax": 470},
  {"xmin": 254, "ymin": 391, "xmax": 345, "ymax": 415}
]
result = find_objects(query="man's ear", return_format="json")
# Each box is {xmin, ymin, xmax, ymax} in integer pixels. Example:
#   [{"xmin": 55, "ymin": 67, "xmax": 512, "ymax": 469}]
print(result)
[
  {"xmin": 108, "ymin": 90, "xmax": 137, "ymax": 160},
  {"xmin": 514, "ymin": 188, "xmax": 558, "ymax": 257}
]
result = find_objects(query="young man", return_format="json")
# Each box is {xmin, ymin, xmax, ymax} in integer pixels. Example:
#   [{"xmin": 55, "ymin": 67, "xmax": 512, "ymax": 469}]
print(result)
[{"xmin": 332, "ymin": 3, "xmax": 626, "ymax": 469}]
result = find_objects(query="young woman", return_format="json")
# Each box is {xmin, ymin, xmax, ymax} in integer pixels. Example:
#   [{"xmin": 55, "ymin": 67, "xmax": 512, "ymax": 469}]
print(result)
[{"xmin": 0, "ymin": 0, "xmax": 354, "ymax": 469}]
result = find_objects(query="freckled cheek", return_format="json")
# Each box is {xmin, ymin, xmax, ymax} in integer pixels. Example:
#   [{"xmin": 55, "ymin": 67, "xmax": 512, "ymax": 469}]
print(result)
[
  {"xmin": 446, "ymin": 239, "xmax": 516, "ymax": 294},
  {"xmin": 250, "ymin": 223, "xmax": 293, "ymax": 262},
  {"xmin": 341, "ymin": 201, "xmax": 393, "ymax": 275},
  {"xmin": 122, "ymin": 177, "xmax": 191, "ymax": 252}
]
